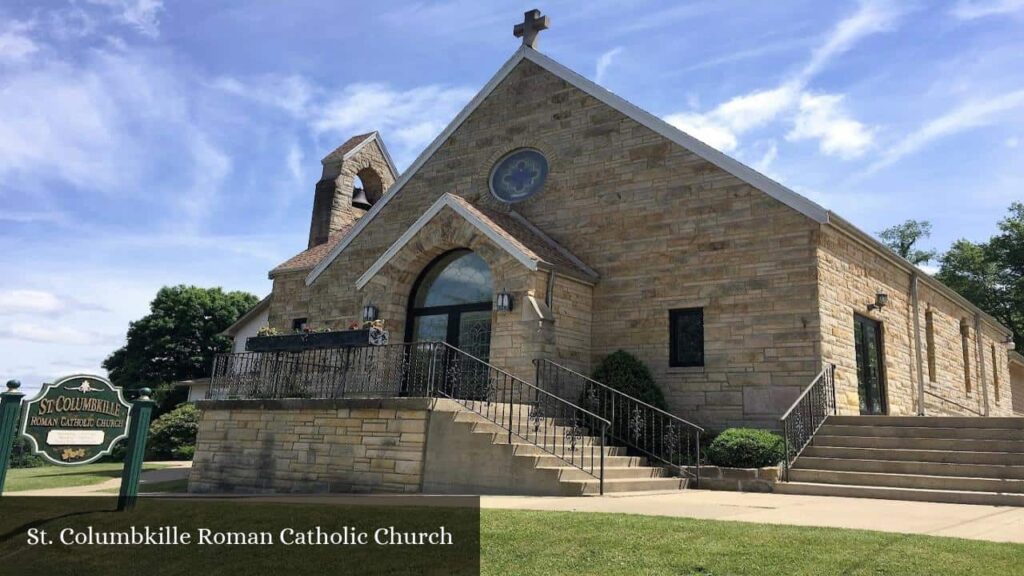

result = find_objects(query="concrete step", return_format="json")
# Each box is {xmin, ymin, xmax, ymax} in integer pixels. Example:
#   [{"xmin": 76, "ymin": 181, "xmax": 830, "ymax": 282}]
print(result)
[
  {"xmin": 812, "ymin": 435, "xmax": 1024, "ymax": 453},
  {"xmin": 793, "ymin": 456, "xmax": 1024, "ymax": 479},
  {"xmin": 819, "ymin": 424, "xmax": 1023, "ymax": 441},
  {"xmin": 509, "ymin": 442, "xmax": 628, "ymax": 457},
  {"xmin": 802, "ymin": 445, "xmax": 1024, "ymax": 465},
  {"xmin": 775, "ymin": 481, "xmax": 1024, "ymax": 507},
  {"xmin": 533, "ymin": 454, "xmax": 646, "ymax": 468},
  {"xmin": 468, "ymin": 419, "xmax": 602, "ymax": 440},
  {"xmin": 788, "ymin": 468, "xmax": 1024, "ymax": 493},
  {"xmin": 827, "ymin": 415, "xmax": 1024, "ymax": 429},
  {"xmin": 537, "ymin": 466, "xmax": 668, "ymax": 481},
  {"xmin": 565, "ymin": 476, "xmax": 688, "ymax": 495}
]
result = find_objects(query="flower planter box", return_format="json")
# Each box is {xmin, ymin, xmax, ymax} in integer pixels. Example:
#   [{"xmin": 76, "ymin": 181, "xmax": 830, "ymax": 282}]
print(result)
[{"xmin": 245, "ymin": 330, "xmax": 370, "ymax": 353}]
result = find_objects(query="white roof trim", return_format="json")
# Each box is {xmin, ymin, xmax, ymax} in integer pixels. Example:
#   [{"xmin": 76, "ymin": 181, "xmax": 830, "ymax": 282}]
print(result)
[
  {"xmin": 355, "ymin": 194, "xmax": 539, "ymax": 289},
  {"xmin": 308, "ymin": 46, "xmax": 830, "ymax": 285}
]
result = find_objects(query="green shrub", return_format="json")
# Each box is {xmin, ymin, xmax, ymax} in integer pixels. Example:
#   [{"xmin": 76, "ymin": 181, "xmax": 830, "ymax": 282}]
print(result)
[
  {"xmin": 147, "ymin": 403, "xmax": 200, "ymax": 461},
  {"xmin": 707, "ymin": 428, "xmax": 785, "ymax": 468},
  {"xmin": 590, "ymin": 350, "xmax": 668, "ymax": 410},
  {"xmin": 9, "ymin": 436, "xmax": 45, "ymax": 469}
]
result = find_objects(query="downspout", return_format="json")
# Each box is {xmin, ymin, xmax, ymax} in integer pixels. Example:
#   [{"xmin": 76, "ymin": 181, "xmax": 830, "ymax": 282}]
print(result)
[
  {"xmin": 911, "ymin": 273, "xmax": 925, "ymax": 416},
  {"xmin": 975, "ymin": 313, "xmax": 990, "ymax": 416}
]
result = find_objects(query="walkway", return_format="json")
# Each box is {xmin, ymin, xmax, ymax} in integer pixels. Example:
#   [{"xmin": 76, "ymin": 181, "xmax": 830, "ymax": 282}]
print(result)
[
  {"xmin": 480, "ymin": 489, "xmax": 1024, "ymax": 544},
  {"xmin": 14, "ymin": 461, "xmax": 192, "ymax": 497}
]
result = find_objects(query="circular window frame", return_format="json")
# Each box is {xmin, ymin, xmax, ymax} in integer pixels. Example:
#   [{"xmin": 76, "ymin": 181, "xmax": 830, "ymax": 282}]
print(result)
[{"xmin": 488, "ymin": 147, "xmax": 550, "ymax": 204}]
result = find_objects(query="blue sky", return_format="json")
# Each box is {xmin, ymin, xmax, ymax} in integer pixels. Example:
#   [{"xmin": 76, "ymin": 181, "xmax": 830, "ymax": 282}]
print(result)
[{"xmin": 1, "ymin": 0, "xmax": 1023, "ymax": 395}]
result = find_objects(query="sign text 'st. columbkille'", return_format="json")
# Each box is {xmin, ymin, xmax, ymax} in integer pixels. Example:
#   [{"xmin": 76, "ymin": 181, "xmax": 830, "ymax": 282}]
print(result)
[{"xmin": 26, "ymin": 526, "xmax": 454, "ymax": 547}]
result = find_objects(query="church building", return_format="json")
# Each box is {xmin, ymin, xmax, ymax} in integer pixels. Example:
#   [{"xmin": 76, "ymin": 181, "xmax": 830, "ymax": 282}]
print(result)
[{"xmin": 191, "ymin": 10, "xmax": 1022, "ymax": 501}]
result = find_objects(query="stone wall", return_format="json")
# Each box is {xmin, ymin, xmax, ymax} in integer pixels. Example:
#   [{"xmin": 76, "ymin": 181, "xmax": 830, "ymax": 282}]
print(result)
[
  {"xmin": 189, "ymin": 398, "xmax": 429, "ymax": 494},
  {"xmin": 817, "ymin": 223, "xmax": 1014, "ymax": 417},
  {"xmin": 1011, "ymin": 355, "xmax": 1024, "ymax": 415}
]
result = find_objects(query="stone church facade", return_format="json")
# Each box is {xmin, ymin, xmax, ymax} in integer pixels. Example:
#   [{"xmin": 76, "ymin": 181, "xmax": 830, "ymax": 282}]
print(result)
[{"xmin": 264, "ymin": 47, "xmax": 1015, "ymax": 431}]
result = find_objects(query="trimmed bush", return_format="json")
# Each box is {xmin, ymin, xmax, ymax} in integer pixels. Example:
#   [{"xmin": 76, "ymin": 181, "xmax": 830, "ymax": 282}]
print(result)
[
  {"xmin": 147, "ymin": 403, "xmax": 200, "ymax": 461},
  {"xmin": 591, "ymin": 350, "xmax": 668, "ymax": 411},
  {"xmin": 707, "ymin": 428, "xmax": 785, "ymax": 468}
]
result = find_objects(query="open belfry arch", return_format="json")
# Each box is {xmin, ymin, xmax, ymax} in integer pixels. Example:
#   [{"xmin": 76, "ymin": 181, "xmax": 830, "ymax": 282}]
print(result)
[{"xmin": 193, "ymin": 9, "xmax": 1021, "ymax": 503}]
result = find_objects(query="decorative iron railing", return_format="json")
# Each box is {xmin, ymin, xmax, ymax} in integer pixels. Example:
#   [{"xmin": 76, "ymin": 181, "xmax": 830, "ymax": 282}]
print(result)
[
  {"xmin": 208, "ymin": 342, "xmax": 611, "ymax": 493},
  {"xmin": 533, "ymin": 359, "xmax": 702, "ymax": 485},
  {"xmin": 780, "ymin": 364, "xmax": 836, "ymax": 481}
]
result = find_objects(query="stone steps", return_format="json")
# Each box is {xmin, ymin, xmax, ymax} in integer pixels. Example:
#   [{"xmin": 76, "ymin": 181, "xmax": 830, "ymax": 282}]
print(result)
[
  {"xmin": 781, "ymin": 415, "xmax": 1024, "ymax": 506},
  {"xmin": 450, "ymin": 403, "xmax": 684, "ymax": 496}
]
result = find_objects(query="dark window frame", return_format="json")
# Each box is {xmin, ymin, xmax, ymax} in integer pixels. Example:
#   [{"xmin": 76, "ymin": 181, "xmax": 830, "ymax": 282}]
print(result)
[
  {"xmin": 669, "ymin": 308, "xmax": 705, "ymax": 368},
  {"xmin": 291, "ymin": 317, "xmax": 309, "ymax": 332}
]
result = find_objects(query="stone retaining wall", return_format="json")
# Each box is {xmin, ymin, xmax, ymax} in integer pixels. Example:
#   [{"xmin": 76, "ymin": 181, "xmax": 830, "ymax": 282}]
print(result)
[
  {"xmin": 189, "ymin": 398, "xmax": 430, "ymax": 494},
  {"xmin": 690, "ymin": 465, "xmax": 780, "ymax": 493}
]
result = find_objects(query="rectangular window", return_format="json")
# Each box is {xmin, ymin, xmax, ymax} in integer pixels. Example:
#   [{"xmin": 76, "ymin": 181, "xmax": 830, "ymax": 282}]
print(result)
[
  {"xmin": 992, "ymin": 344, "xmax": 1000, "ymax": 403},
  {"xmin": 670, "ymin": 308, "xmax": 704, "ymax": 368},
  {"xmin": 291, "ymin": 317, "xmax": 309, "ymax": 332},
  {"xmin": 961, "ymin": 319, "xmax": 972, "ymax": 393},
  {"xmin": 925, "ymin": 309, "xmax": 936, "ymax": 382}
]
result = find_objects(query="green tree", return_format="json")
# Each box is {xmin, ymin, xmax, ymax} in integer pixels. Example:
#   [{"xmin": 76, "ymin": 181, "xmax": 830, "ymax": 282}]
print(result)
[
  {"xmin": 878, "ymin": 219, "xmax": 937, "ymax": 265},
  {"xmin": 103, "ymin": 286, "xmax": 258, "ymax": 408},
  {"xmin": 936, "ymin": 203, "xmax": 1024, "ymax": 353}
]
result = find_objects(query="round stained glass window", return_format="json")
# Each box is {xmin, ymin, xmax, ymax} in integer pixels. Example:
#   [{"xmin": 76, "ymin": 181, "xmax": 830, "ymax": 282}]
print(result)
[{"xmin": 489, "ymin": 149, "xmax": 549, "ymax": 203}]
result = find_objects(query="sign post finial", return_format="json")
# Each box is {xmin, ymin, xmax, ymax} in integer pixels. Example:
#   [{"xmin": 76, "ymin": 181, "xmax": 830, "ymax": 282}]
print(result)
[{"xmin": 513, "ymin": 9, "xmax": 550, "ymax": 49}]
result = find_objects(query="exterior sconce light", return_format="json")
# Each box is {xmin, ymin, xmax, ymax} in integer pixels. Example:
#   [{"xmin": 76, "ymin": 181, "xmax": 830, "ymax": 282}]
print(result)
[
  {"xmin": 496, "ymin": 290, "xmax": 514, "ymax": 312},
  {"xmin": 361, "ymin": 304, "xmax": 379, "ymax": 322},
  {"xmin": 868, "ymin": 291, "xmax": 888, "ymax": 312}
]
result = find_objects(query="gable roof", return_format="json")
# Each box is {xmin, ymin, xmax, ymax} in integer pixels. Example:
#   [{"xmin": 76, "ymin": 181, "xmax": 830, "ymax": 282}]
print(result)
[
  {"xmin": 300, "ymin": 46, "xmax": 1013, "ymax": 341},
  {"xmin": 321, "ymin": 131, "xmax": 399, "ymax": 178},
  {"xmin": 356, "ymin": 193, "xmax": 597, "ymax": 289},
  {"xmin": 307, "ymin": 46, "xmax": 829, "ymax": 286},
  {"xmin": 270, "ymin": 226, "xmax": 353, "ymax": 277}
]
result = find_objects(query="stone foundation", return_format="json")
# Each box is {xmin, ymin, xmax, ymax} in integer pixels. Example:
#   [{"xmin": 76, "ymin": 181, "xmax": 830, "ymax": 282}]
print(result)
[
  {"xmin": 190, "ymin": 398, "xmax": 430, "ymax": 494},
  {"xmin": 689, "ymin": 465, "xmax": 780, "ymax": 492}
]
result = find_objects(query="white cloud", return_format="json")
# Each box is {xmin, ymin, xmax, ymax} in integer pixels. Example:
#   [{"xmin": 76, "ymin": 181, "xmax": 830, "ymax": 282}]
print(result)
[
  {"xmin": 0, "ymin": 21, "xmax": 39, "ymax": 62},
  {"xmin": 0, "ymin": 290, "xmax": 66, "ymax": 315},
  {"xmin": 867, "ymin": 89, "xmax": 1024, "ymax": 173},
  {"xmin": 787, "ymin": 92, "xmax": 874, "ymax": 159},
  {"xmin": 662, "ymin": 1, "xmax": 898, "ymax": 156},
  {"xmin": 595, "ymin": 47, "xmax": 623, "ymax": 84},
  {"xmin": 754, "ymin": 141, "xmax": 779, "ymax": 172},
  {"xmin": 212, "ymin": 75, "xmax": 315, "ymax": 118},
  {"xmin": 86, "ymin": 0, "xmax": 164, "ymax": 38},
  {"xmin": 950, "ymin": 0, "xmax": 1024, "ymax": 20},
  {"xmin": 0, "ymin": 323, "xmax": 113, "ymax": 345},
  {"xmin": 313, "ymin": 83, "xmax": 476, "ymax": 166},
  {"xmin": 1007, "ymin": 137, "xmax": 1021, "ymax": 148}
]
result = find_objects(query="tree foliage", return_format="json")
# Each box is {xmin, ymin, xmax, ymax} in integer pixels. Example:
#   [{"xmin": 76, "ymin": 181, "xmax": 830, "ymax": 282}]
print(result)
[
  {"xmin": 937, "ymin": 203, "xmax": 1024, "ymax": 353},
  {"xmin": 878, "ymin": 219, "xmax": 937, "ymax": 265},
  {"xmin": 591, "ymin": 350, "xmax": 668, "ymax": 410},
  {"xmin": 103, "ymin": 285, "xmax": 258, "ymax": 392},
  {"xmin": 147, "ymin": 403, "xmax": 201, "ymax": 461}
]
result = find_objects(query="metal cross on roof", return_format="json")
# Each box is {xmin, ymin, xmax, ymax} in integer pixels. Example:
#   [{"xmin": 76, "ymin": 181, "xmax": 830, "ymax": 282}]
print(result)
[{"xmin": 513, "ymin": 9, "xmax": 550, "ymax": 49}]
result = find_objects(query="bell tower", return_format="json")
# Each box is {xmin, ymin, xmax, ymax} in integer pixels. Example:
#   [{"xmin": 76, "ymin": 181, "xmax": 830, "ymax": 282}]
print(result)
[{"xmin": 308, "ymin": 132, "xmax": 398, "ymax": 248}]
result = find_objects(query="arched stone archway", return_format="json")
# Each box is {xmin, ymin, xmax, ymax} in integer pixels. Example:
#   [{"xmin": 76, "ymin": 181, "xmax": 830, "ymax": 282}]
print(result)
[{"xmin": 405, "ymin": 249, "xmax": 494, "ymax": 362}]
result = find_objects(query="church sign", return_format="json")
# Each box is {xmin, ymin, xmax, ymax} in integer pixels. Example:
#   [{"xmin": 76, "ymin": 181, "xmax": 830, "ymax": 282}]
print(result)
[{"xmin": 20, "ymin": 375, "xmax": 131, "ymax": 466}]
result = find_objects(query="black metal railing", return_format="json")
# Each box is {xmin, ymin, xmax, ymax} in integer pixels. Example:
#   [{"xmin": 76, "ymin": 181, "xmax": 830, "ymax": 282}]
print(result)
[
  {"xmin": 207, "ymin": 344, "xmax": 435, "ymax": 400},
  {"xmin": 208, "ymin": 342, "xmax": 611, "ymax": 493},
  {"xmin": 433, "ymin": 344, "xmax": 610, "ymax": 493},
  {"xmin": 780, "ymin": 364, "xmax": 836, "ymax": 481},
  {"xmin": 533, "ymin": 359, "xmax": 702, "ymax": 485}
]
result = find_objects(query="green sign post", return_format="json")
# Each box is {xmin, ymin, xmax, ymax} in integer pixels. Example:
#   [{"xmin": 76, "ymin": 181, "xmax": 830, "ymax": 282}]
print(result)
[
  {"xmin": 0, "ymin": 380, "xmax": 25, "ymax": 495},
  {"xmin": 19, "ymin": 375, "xmax": 131, "ymax": 466},
  {"xmin": 118, "ymin": 388, "xmax": 155, "ymax": 511}
]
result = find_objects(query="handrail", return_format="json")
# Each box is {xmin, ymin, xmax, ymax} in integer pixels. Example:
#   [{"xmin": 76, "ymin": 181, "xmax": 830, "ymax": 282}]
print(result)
[
  {"xmin": 923, "ymin": 390, "xmax": 984, "ymax": 417},
  {"xmin": 534, "ymin": 358, "xmax": 703, "ymax": 485},
  {"xmin": 779, "ymin": 364, "xmax": 836, "ymax": 482},
  {"xmin": 208, "ymin": 342, "xmax": 610, "ymax": 493},
  {"xmin": 432, "ymin": 343, "xmax": 610, "ymax": 494}
]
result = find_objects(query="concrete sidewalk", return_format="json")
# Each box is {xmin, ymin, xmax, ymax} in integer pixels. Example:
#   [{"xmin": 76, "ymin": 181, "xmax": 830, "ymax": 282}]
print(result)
[
  {"xmin": 480, "ymin": 489, "xmax": 1024, "ymax": 544},
  {"xmin": 13, "ymin": 461, "xmax": 192, "ymax": 496}
]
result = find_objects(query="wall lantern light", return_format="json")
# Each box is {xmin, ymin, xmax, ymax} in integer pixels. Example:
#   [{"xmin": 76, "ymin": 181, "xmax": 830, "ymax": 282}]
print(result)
[
  {"xmin": 496, "ymin": 290, "xmax": 514, "ymax": 312},
  {"xmin": 868, "ymin": 291, "xmax": 888, "ymax": 312},
  {"xmin": 362, "ymin": 304, "xmax": 379, "ymax": 322}
]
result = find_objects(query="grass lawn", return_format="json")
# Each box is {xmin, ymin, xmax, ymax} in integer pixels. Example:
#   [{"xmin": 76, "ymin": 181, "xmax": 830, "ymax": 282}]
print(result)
[
  {"xmin": 3, "ymin": 462, "xmax": 169, "ymax": 493},
  {"xmin": 482, "ymin": 510, "xmax": 1024, "ymax": 575},
  {"xmin": 97, "ymin": 477, "xmax": 189, "ymax": 494}
]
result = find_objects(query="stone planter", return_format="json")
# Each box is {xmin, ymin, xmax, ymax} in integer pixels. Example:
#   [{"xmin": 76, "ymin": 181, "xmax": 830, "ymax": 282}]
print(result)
[
  {"xmin": 688, "ymin": 465, "xmax": 780, "ymax": 492},
  {"xmin": 245, "ymin": 330, "xmax": 370, "ymax": 352}
]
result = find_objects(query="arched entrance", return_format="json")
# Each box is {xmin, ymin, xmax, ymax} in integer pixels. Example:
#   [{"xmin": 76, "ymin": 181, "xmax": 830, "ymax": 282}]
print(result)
[{"xmin": 405, "ymin": 249, "xmax": 493, "ymax": 361}]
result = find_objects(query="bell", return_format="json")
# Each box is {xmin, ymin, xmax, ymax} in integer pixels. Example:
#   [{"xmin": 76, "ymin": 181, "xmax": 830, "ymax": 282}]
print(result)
[{"xmin": 352, "ymin": 187, "xmax": 372, "ymax": 210}]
